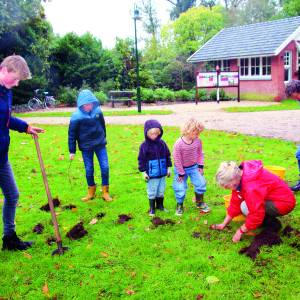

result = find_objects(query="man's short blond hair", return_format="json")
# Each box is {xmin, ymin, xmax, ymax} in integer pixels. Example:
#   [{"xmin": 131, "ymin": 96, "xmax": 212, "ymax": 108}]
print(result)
[
  {"xmin": 181, "ymin": 118, "xmax": 204, "ymax": 136},
  {"xmin": 215, "ymin": 161, "xmax": 242, "ymax": 186},
  {"xmin": 0, "ymin": 55, "xmax": 31, "ymax": 80}
]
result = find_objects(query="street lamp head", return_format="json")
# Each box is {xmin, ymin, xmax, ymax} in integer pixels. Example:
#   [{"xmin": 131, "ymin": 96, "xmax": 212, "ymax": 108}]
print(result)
[{"xmin": 133, "ymin": 5, "xmax": 142, "ymax": 20}]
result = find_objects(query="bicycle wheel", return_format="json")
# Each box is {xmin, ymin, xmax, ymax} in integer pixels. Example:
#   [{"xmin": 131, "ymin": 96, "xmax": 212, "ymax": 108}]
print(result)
[
  {"xmin": 44, "ymin": 96, "xmax": 56, "ymax": 109},
  {"xmin": 28, "ymin": 98, "xmax": 41, "ymax": 110}
]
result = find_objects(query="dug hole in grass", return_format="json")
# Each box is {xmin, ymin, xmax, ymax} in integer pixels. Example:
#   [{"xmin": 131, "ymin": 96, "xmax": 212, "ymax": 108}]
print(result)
[{"xmin": 0, "ymin": 125, "xmax": 299, "ymax": 299}]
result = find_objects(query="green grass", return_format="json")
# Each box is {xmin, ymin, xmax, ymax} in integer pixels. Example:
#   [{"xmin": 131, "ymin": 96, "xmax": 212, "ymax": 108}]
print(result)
[
  {"xmin": 225, "ymin": 99, "xmax": 300, "ymax": 113},
  {"xmin": 1, "ymin": 125, "xmax": 300, "ymax": 299},
  {"xmin": 14, "ymin": 109, "xmax": 173, "ymax": 118},
  {"xmin": 240, "ymin": 92, "xmax": 275, "ymax": 102}
]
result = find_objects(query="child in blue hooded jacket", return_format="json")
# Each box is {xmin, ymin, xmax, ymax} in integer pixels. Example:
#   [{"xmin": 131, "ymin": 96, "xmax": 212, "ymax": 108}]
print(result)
[
  {"xmin": 138, "ymin": 120, "xmax": 172, "ymax": 216},
  {"xmin": 68, "ymin": 89, "xmax": 112, "ymax": 202}
]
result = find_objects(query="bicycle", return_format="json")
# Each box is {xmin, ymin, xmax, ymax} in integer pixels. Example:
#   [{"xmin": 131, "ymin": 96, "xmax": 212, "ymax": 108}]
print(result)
[{"xmin": 27, "ymin": 89, "xmax": 56, "ymax": 111}]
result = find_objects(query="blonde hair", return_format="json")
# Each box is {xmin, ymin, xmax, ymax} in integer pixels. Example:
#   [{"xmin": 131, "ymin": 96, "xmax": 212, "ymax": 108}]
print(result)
[
  {"xmin": 215, "ymin": 161, "xmax": 242, "ymax": 186},
  {"xmin": 147, "ymin": 127, "xmax": 161, "ymax": 136},
  {"xmin": 0, "ymin": 55, "xmax": 31, "ymax": 80},
  {"xmin": 181, "ymin": 118, "xmax": 204, "ymax": 136}
]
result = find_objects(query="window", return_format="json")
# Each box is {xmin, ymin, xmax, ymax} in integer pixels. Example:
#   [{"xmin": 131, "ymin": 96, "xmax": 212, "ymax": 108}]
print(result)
[
  {"xmin": 240, "ymin": 58, "xmax": 249, "ymax": 76},
  {"xmin": 251, "ymin": 57, "xmax": 260, "ymax": 76},
  {"xmin": 239, "ymin": 56, "xmax": 272, "ymax": 79},
  {"xmin": 284, "ymin": 51, "xmax": 292, "ymax": 82},
  {"xmin": 204, "ymin": 60, "xmax": 231, "ymax": 71},
  {"xmin": 262, "ymin": 57, "xmax": 271, "ymax": 75}
]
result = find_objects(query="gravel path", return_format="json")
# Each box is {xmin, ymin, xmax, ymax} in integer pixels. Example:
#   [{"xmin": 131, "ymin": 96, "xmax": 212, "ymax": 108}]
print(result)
[{"xmin": 22, "ymin": 101, "xmax": 300, "ymax": 142}]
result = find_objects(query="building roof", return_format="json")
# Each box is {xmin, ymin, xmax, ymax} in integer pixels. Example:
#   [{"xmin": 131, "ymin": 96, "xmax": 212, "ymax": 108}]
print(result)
[{"xmin": 187, "ymin": 16, "xmax": 300, "ymax": 63}]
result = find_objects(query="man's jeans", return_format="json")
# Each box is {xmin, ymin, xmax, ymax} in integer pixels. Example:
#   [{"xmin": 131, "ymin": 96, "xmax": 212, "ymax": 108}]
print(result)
[
  {"xmin": 0, "ymin": 161, "xmax": 19, "ymax": 236},
  {"xmin": 82, "ymin": 146, "xmax": 109, "ymax": 186}
]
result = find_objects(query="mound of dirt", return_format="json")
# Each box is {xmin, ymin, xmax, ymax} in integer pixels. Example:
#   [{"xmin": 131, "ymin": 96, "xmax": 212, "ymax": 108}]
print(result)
[
  {"xmin": 40, "ymin": 198, "xmax": 61, "ymax": 211},
  {"xmin": 117, "ymin": 214, "xmax": 132, "ymax": 224},
  {"xmin": 151, "ymin": 217, "xmax": 175, "ymax": 227},
  {"xmin": 33, "ymin": 223, "xmax": 44, "ymax": 234},
  {"xmin": 66, "ymin": 222, "xmax": 88, "ymax": 240}
]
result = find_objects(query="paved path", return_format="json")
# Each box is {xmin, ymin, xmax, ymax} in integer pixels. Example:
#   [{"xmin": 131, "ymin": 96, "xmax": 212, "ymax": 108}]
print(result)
[{"xmin": 22, "ymin": 101, "xmax": 300, "ymax": 142}]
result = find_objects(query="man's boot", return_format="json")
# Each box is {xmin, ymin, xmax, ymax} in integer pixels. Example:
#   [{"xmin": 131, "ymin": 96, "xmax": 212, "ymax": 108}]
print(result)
[
  {"xmin": 149, "ymin": 199, "xmax": 155, "ymax": 216},
  {"xmin": 82, "ymin": 185, "xmax": 96, "ymax": 201},
  {"xmin": 102, "ymin": 185, "xmax": 113, "ymax": 202},
  {"xmin": 2, "ymin": 232, "xmax": 33, "ymax": 251}
]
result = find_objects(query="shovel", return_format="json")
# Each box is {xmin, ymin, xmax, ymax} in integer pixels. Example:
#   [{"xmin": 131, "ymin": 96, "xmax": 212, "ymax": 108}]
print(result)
[{"xmin": 33, "ymin": 135, "xmax": 69, "ymax": 255}]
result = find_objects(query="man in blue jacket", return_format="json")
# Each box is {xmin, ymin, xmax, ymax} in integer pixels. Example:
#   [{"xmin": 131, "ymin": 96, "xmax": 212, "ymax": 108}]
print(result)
[{"xmin": 0, "ymin": 55, "xmax": 44, "ymax": 251}]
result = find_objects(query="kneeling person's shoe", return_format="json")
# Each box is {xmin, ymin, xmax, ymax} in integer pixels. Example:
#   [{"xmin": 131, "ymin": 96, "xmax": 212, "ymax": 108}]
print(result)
[
  {"xmin": 290, "ymin": 180, "xmax": 300, "ymax": 192},
  {"xmin": 2, "ymin": 232, "xmax": 33, "ymax": 251}
]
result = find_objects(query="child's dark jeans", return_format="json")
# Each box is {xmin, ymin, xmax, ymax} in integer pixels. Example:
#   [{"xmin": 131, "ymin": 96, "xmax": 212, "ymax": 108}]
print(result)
[
  {"xmin": 81, "ymin": 146, "xmax": 109, "ymax": 186},
  {"xmin": 0, "ymin": 161, "xmax": 19, "ymax": 236}
]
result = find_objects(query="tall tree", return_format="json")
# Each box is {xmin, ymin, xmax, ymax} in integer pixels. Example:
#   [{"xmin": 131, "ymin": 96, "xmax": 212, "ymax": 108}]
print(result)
[
  {"xmin": 200, "ymin": 0, "xmax": 217, "ymax": 10},
  {"xmin": 282, "ymin": 0, "xmax": 300, "ymax": 16},
  {"xmin": 0, "ymin": 0, "xmax": 53, "ymax": 103},
  {"xmin": 168, "ymin": 0, "xmax": 197, "ymax": 20},
  {"xmin": 140, "ymin": 0, "xmax": 160, "ymax": 38}
]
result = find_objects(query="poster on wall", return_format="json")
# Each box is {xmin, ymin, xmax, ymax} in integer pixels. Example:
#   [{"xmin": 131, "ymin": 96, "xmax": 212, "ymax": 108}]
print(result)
[{"xmin": 196, "ymin": 72, "xmax": 239, "ymax": 88}]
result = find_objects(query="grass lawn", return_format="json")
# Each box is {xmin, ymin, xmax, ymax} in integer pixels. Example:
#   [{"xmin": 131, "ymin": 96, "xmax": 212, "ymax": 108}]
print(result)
[
  {"xmin": 14, "ymin": 109, "xmax": 173, "ymax": 118},
  {"xmin": 0, "ymin": 125, "xmax": 300, "ymax": 299},
  {"xmin": 224, "ymin": 99, "xmax": 300, "ymax": 113}
]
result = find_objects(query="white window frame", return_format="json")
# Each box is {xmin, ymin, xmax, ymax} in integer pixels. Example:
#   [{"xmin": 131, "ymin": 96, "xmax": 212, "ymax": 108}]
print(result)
[
  {"xmin": 284, "ymin": 51, "xmax": 292, "ymax": 83},
  {"xmin": 205, "ymin": 60, "xmax": 231, "ymax": 72},
  {"xmin": 239, "ymin": 56, "xmax": 272, "ymax": 80}
]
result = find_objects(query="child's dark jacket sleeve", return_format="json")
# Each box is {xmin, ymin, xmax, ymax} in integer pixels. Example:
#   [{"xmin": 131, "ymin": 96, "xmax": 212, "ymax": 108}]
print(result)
[
  {"xmin": 99, "ymin": 113, "xmax": 106, "ymax": 137},
  {"xmin": 164, "ymin": 141, "xmax": 172, "ymax": 168},
  {"xmin": 138, "ymin": 143, "xmax": 146, "ymax": 173},
  {"xmin": 68, "ymin": 120, "xmax": 79, "ymax": 154},
  {"xmin": 9, "ymin": 116, "xmax": 28, "ymax": 133}
]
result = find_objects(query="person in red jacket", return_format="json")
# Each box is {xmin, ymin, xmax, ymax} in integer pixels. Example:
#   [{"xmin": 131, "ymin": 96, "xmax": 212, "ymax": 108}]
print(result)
[{"xmin": 211, "ymin": 160, "xmax": 296, "ymax": 242}]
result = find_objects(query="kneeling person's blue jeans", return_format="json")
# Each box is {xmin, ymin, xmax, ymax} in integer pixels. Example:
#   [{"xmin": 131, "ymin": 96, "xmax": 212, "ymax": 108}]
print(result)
[
  {"xmin": 296, "ymin": 145, "xmax": 300, "ymax": 177},
  {"xmin": 0, "ymin": 161, "xmax": 19, "ymax": 236},
  {"xmin": 82, "ymin": 146, "xmax": 109, "ymax": 186},
  {"xmin": 173, "ymin": 165, "xmax": 206, "ymax": 204}
]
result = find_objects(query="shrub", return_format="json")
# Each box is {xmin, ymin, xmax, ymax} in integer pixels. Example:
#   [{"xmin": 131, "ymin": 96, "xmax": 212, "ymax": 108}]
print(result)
[
  {"xmin": 174, "ymin": 90, "xmax": 193, "ymax": 101},
  {"xmin": 285, "ymin": 80, "xmax": 300, "ymax": 97},
  {"xmin": 153, "ymin": 88, "xmax": 175, "ymax": 101},
  {"xmin": 209, "ymin": 89, "xmax": 231, "ymax": 101},
  {"xmin": 94, "ymin": 91, "xmax": 108, "ymax": 104},
  {"xmin": 57, "ymin": 86, "xmax": 78, "ymax": 106},
  {"xmin": 140, "ymin": 88, "xmax": 155, "ymax": 103}
]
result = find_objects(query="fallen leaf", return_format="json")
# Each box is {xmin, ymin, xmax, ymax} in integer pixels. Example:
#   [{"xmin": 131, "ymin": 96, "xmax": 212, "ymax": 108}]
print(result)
[
  {"xmin": 196, "ymin": 295, "xmax": 204, "ymax": 300},
  {"xmin": 203, "ymin": 220, "xmax": 208, "ymax": 225},
  {"xmin": 71, "ymin": 207, "xmax": 77, "ymax": 212},
  {"xmin": 42, "ymin": 282, "xmax": 49, "ymax": 296},
  {"xmin": 125, "ymin": 289, "xmax": 135, "ymax": 295},
  {"xmin": 23, "ymin": 252, "xmax": 32, "ymax": 259},
  {"xmin": 100, "ymin": 251, "xmax": 109, "ymax": 258},
  {"xmin": 206, "ymin": 276, "xmax": 219, "ymax": 285},
  {"xmin": 89, "ymin": 218, "xmax": 98, "ymax": 225},
  {"xmin": 253, "ymin": 291, "xmax": 262, "ymax": 298}
]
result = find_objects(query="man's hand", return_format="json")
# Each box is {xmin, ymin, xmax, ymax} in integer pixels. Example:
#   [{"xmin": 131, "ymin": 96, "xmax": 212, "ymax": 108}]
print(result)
[
  {"xmin": 70, "ymin": 153, "xmax": 75, "ymax": 160},
  {"xmin": 198, "ymin": 168, "xmax": 204, "ymax": 175},
  {"xmin": 27, "ymin": 125, "xmax": 44, "ymax": 137}
]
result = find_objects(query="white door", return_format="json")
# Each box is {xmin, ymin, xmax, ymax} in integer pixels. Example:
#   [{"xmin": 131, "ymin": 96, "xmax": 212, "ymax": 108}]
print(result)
[{"xmin": 284, "ymin": 51, "xmax": 292, "ymax": 82}]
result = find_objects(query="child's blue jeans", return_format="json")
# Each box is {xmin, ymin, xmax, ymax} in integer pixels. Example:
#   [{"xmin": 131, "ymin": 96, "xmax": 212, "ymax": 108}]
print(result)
[
  {"xmin": 173, "ymin": 165, "xmax": 206, "ymax": 204},
  {"xmin": 81, "ymin": 146, "xmax": 109, "ymax": 186},
  {"xmin": 296, "ymin": 145, "xmax": 300, "ymax": 176},
  {"xmin": 0, "ymin": 161, "xmax": 19, "ymax": 236},
  {"xmin": 146, "ymin": 177, "xmax": 166, "ymax": 199}
]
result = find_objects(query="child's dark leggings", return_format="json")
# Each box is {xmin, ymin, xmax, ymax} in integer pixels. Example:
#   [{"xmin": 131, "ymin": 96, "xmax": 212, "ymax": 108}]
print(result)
[{"xmin": 0, "ymin": 161, "xmax": 19, "ymax": 236}]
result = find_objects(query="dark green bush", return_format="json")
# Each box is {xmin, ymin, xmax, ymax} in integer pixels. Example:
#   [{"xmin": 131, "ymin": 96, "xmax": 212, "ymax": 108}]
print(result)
[
  {"xmin": 94, "ymin": 91, "xmax": 108, "ymax": 104},
  {"xmin": 57, "ymin": 86, "xmax": 78, "ymax": 106},
  {"xmin": 174, "ymin": 90, "xmax": 193, "ymax": 101},
  {"xmin": 153, "ymin": 88, "xmax": 175, "ymax": 101},
  {"xmin": 209, "ymin": 89, "xmax": 231, "ymax": 101}
]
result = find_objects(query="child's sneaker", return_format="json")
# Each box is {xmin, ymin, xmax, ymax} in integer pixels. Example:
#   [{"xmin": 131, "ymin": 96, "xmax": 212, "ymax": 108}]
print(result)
[
  {"xmin": 149, "ymin": 208, "xmax": 155, "ymax": 216},
  {"xmin": 175, "ymin": 203, "xmax": 183, "ymax": 216},
  {"xmin": 198, "ymin": 202, "xmax": 210, "ymax": 213}
]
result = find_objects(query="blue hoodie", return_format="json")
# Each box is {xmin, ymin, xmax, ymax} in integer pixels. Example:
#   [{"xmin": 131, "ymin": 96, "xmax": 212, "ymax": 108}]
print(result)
[
  {"xmin": 0, "ymin": 85, "xmax": 28, "ymax": 166},
  {"xmin": 138, "ymin": 119, "xmax": 172, "ymax": 178},
  {"xmin": 68, "ymin": 90, "xmax": 106, "ymax": 153}
]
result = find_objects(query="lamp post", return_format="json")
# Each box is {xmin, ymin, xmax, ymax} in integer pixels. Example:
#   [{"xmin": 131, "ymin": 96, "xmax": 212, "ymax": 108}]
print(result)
[{"xmin": 133, "ymin": 5, "xmax": 142, "ymax": 113}]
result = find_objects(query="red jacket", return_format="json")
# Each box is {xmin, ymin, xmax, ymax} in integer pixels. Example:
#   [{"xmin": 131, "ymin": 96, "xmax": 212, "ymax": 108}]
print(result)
[{"xmin": 227, "ymin": 160, "xmax": 296, "ymax": 230}]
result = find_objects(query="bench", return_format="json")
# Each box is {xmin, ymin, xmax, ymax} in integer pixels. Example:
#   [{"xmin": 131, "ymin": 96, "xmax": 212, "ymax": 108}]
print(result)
[{"xmin": 108, "ymin": 90, "xmax": 135, "ymax": 108}]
